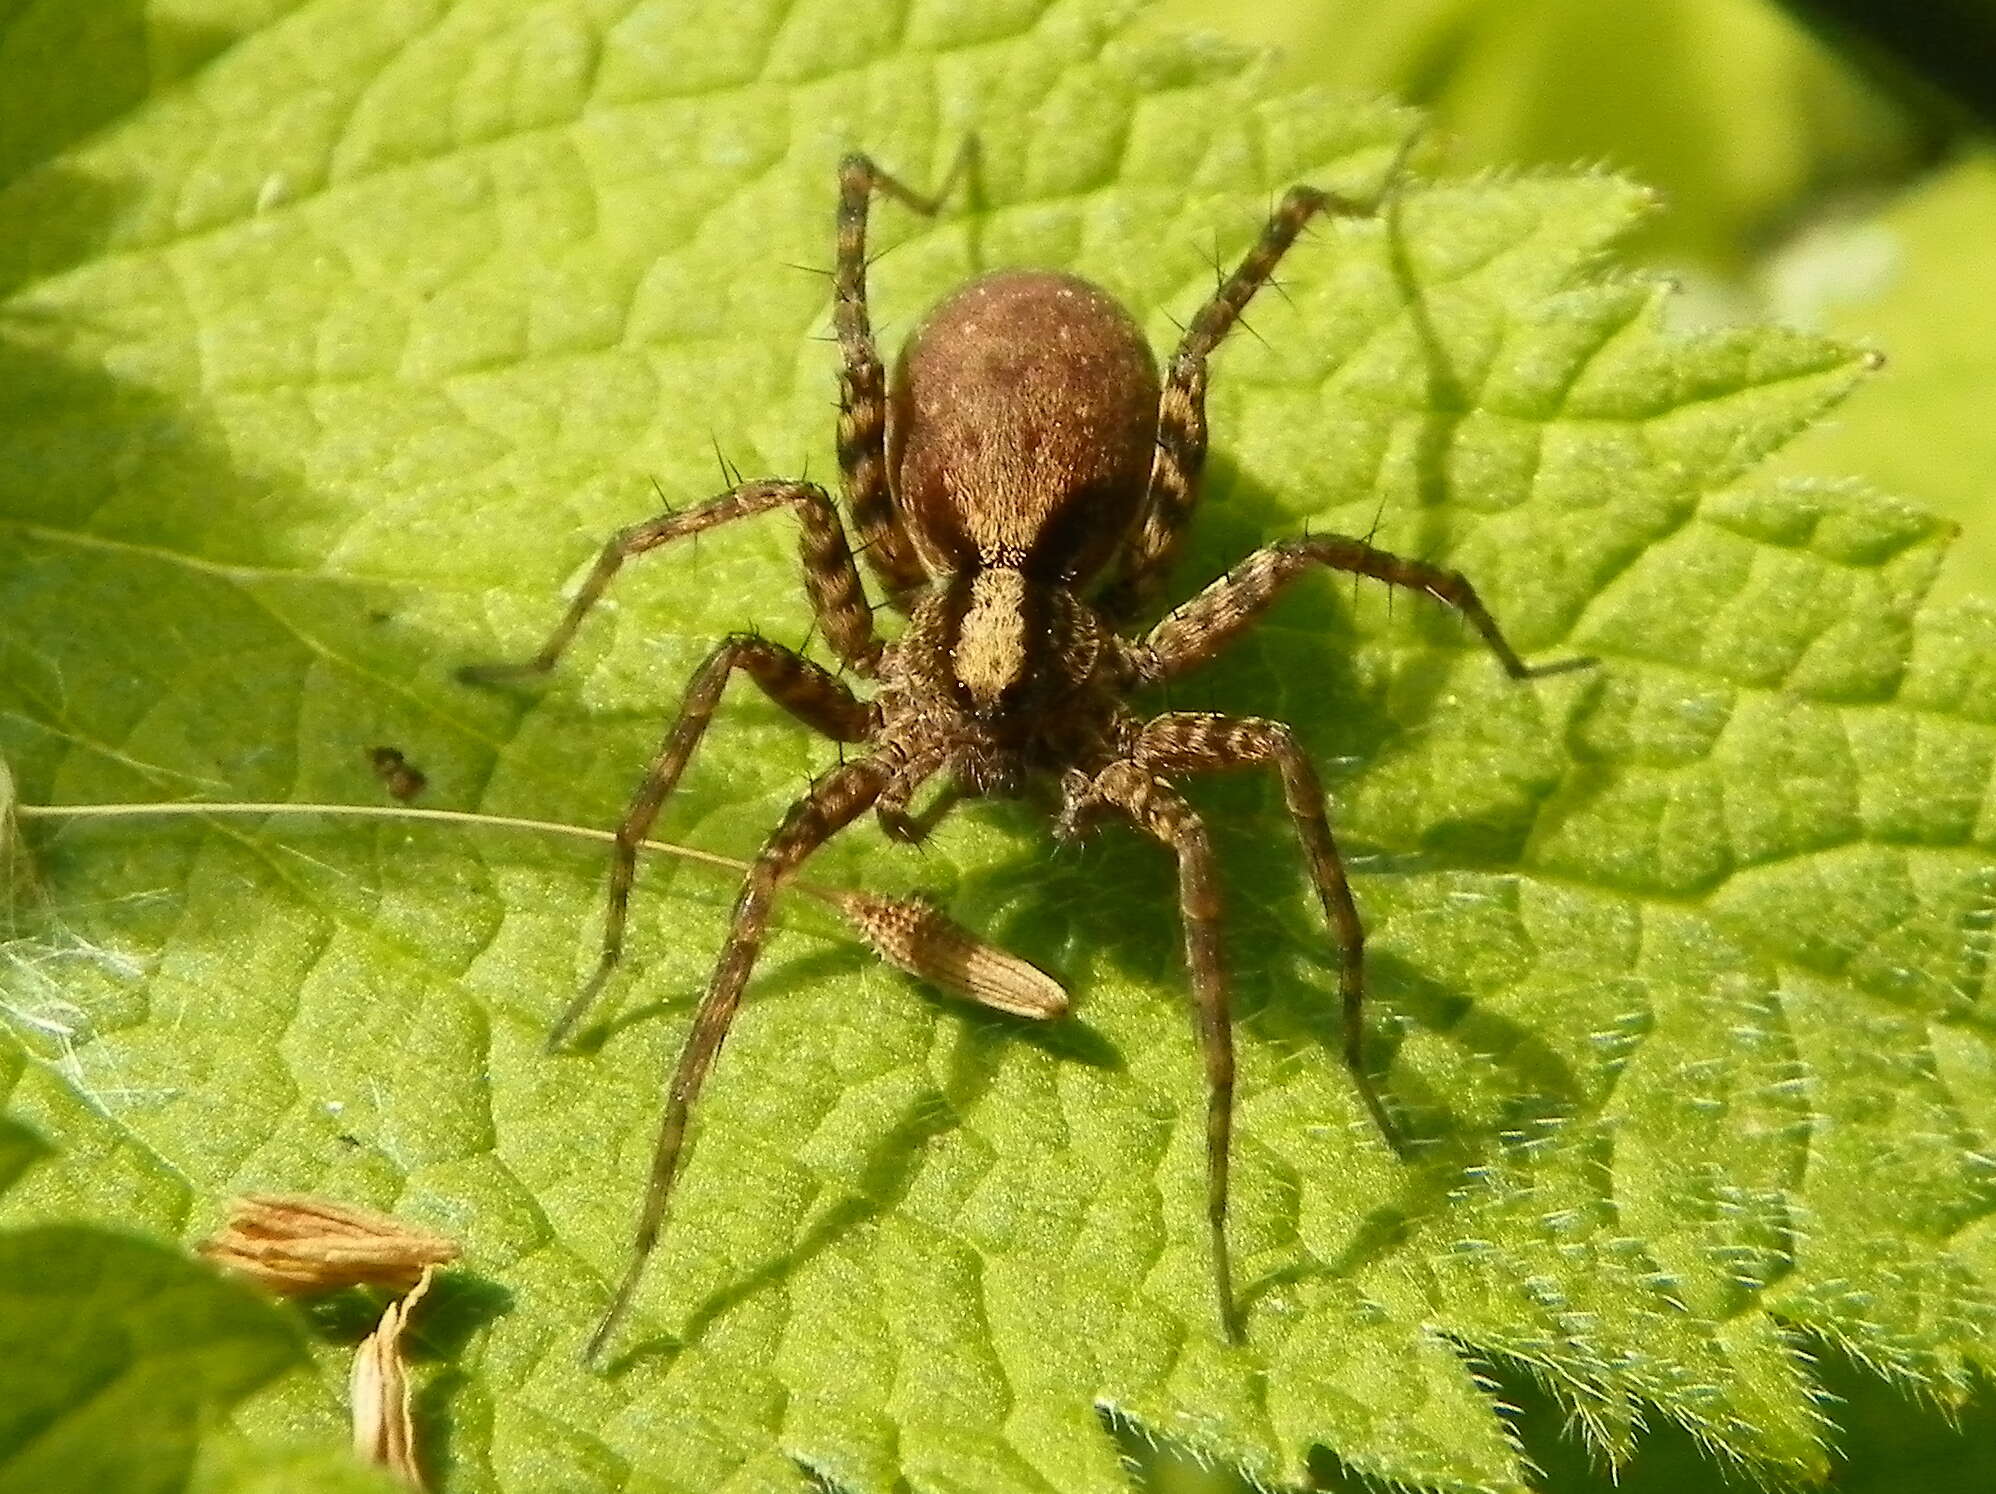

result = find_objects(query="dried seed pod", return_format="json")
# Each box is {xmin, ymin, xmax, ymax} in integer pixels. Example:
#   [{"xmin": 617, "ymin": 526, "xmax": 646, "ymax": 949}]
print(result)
[
  {"xmin": 199, "ymin": 1193, "xmax": 459, "ymax": 1295},
  {"xmin": 828, "ymin": 890, "xmax": 1069, "ymax": 1019},
  {"xmin": 351, "ymin": 1265, "xmax": 434, "ymax": 1490}
]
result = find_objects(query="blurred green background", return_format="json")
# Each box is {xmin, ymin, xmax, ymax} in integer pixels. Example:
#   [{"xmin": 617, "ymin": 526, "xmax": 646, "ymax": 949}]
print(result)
[
  {"xmin": 1141, "ymin": 0, "xmax": 1996, "ymax": 607},
  {"xmin": 1127, "ymin": 0, "xmax": 1996, "ymax": 1488}
]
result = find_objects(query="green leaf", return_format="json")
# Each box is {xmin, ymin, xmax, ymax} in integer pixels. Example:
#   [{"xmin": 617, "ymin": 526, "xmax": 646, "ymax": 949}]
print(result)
[
  {"xmin": 0, "ymin": 1115, "xmax": 309, "ymax": 1493},
  {"xmin": 1770, "ymin": 150, "xmax": 1996, "ymax": 602},
  {"xmin": 186, "ymin": 1437, "xmax": 407, "ymax": 1494},
  {"xmin": 2, "ymin": 2, "xmax": 1992, "ymax": 1491},
  {"xmin": 1146, "ymin": 0, "xmax": 1933, "ymax": 268},
  {"xmin": 1498, "ymin": 1345, "xmax": 1996, "ymax": 1494}
]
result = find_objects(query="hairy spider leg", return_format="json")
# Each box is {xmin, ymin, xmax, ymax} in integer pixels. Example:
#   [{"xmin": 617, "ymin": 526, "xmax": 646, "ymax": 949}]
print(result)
[
  {"xmin": 875, "ymin": 775, "xmax": 967, "ymax": 845},
  {"xmin": 1102, "ymin": 178, "xmax": 1382, "ymax": 621},
  {"xmin": 834, "ymin": 145, "xmax": 975, "ymax": 613},
  {"xmin": 457, "ymin": 479, "xmax": 885, "ymax": 681},
  {"xmin": 1058, "ymin": 760, "xmax": 1240, "ymax": 1339},
  {"xmin": 548, "ymin": 635, "xmax": 878, "ymax": 1051},
  {"xmin": 1116, "ymin": 533, "xmax": 1591, "ymax": 1170},
  {"xmin": 1128, "ymin": 712, "xmax": 1402, "ymax": 1153},
  {"xmin": 1135, "ymin": 532, "xmax": 1597, "ymax": 684},
  {"xmin": 586, "ymin": 758, "xmax": 890, "ymax": 1363}
]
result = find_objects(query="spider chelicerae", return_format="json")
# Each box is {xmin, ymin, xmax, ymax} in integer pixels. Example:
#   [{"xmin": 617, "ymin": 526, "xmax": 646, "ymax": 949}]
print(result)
[{"xmin": 463, "ymin": 147, "xmax": 1590, "ymax": 1360}]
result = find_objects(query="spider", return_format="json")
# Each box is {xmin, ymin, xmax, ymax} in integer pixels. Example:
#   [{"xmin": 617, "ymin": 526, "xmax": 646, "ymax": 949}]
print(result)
[{"xmin": 462, "ymin": 147, "xmax": 1590, "ymax": 1360}]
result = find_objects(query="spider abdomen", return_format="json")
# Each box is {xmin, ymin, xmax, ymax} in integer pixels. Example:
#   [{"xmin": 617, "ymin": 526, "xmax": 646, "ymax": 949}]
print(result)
[{"xmin": 888, "ymin": 269, "xmax": 1160, "ymax": 584}]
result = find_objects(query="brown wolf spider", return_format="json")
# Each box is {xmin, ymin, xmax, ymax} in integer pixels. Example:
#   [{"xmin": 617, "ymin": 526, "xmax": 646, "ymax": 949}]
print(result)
[{"xmin": 463, "ymin": 147, "xmax": 1590, "ymax": 1361}]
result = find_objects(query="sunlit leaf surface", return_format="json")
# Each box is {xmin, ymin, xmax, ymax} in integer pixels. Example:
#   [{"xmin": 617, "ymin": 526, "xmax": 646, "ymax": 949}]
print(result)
[{"xmin": 4, "ymin": 3, "xmax": 1993, "ymax": 1489}]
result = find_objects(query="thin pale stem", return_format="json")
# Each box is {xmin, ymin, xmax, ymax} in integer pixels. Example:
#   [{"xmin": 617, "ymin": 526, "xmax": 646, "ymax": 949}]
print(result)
[{"xmin": 10, "ymin": 798, "xmax": 846, "ymax": 906}]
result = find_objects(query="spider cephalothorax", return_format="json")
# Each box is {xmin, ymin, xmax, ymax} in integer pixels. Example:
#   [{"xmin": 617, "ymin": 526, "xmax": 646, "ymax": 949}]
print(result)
[{"xmin": 463, "ymin": 147, "xmax": 1589, "ymax": 1361}]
